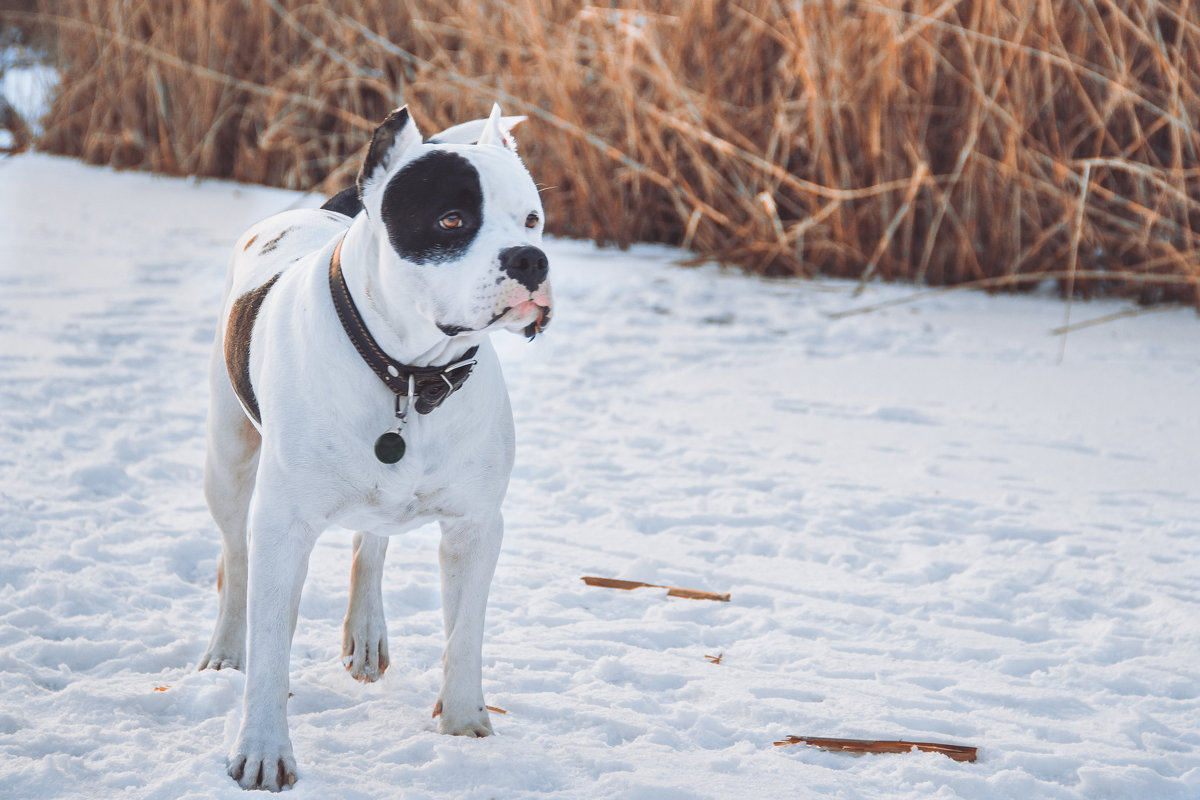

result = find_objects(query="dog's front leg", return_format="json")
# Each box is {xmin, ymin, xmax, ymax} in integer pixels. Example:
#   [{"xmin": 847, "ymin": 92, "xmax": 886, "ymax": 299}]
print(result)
[
  {"xmin": 227, "ymin": 512, "xmax": 317, "ymax": 792},
  {"xmin": 343, "ymin": 531, "xmax": 390, "ymax": 682},
  {"xmin": 433, "ymin": 513, "xmax": 503, "ymax": 737}
]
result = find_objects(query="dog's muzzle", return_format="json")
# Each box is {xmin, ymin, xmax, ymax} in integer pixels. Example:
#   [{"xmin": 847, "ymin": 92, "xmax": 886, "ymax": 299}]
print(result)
[{"xmin": 496, "ymin": 245, "xmax": 551, "ymax": 339}]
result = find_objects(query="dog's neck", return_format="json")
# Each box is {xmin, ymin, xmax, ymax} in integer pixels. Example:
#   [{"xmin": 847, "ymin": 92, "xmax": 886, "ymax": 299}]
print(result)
[{"xmin": 334, "ymin": 220, "xmax": 484, "ymax": 368}]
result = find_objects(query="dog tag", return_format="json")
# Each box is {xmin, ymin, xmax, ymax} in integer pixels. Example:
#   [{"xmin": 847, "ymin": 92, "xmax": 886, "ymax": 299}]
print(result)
[{"xmin": 374, "ymin": 431, "xmax": 406, "ymax": 464}]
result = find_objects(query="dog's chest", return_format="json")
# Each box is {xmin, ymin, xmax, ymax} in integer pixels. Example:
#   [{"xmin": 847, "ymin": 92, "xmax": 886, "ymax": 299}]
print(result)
[
  {"xmin": 331, "ymin": 469, "xmax": 451, "ymax": 534},
  {"xmin": 324, "ymin": 411, "xmax": 506, "ymax": 534}
]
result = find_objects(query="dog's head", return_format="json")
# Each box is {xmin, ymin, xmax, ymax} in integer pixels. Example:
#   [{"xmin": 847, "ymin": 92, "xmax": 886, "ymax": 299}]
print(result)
[{"xmin": 355, "ymin": 105, "xmax": 551, "ymax": 340}]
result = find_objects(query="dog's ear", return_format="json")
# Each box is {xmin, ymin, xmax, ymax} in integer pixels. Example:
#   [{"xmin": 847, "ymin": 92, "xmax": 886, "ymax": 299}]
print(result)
[
  {"xmin": 476, "ymin": 103, "xmax": 518, "ymax": 153},
  {"xmin": 428, "ymin": 114, "xmax": 526, "ymax": 145},
  {"xmin": 357, "ymin": 106, "xmax": 423, "ymax": 202}
]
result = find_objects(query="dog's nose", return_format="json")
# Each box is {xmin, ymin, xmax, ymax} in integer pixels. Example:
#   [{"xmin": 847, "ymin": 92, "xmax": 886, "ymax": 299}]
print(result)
[{"xmin": 499, "ymin": 245, "xmax": 549, "ymax": 290}]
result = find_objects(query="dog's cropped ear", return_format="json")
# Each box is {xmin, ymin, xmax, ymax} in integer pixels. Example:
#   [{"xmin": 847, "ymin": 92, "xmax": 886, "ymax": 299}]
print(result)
[
  {"xmin": 476, "ymin": 103, "xmax": 518, "ymax": 153},
  {"xmin": 356, "ymin": 106, "xmax": 423, "ymax": 203},
  {"xmin": 428, "ymin": 114, "xmax": 526, "ymax": 146}
]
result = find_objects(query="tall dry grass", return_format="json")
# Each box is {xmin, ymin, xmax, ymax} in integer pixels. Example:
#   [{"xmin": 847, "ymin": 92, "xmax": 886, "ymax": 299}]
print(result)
[{"xmin": 17, "ymin": 0, "xmax": 1200, "ymax": 305}]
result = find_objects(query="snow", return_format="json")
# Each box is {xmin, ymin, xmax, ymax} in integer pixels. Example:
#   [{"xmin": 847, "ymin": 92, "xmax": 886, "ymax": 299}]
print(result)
[
  {"xmin": 1, "ymin": 152, "xmax": 1198, "ymax": 799},
  {"xmin": 0, "ymin": 48, "xmax": 58, "ymax": 149}
]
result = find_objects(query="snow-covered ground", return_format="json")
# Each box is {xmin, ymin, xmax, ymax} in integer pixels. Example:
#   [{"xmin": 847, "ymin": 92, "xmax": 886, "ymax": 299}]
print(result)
[{"xmin": 1, "ymin": 153, "xmax": 1198, "ymax": 799}]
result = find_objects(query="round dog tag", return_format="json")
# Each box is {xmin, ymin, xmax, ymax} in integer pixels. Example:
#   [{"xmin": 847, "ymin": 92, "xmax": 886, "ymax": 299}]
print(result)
[{"xmin": 374, "ymin": 431, "xmax": 406, "ymax": 464}]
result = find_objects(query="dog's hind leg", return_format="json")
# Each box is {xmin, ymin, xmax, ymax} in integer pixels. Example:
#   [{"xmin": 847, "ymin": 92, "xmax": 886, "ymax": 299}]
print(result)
[
  {"xmin": 342, "ymin": 531, "xmax": 390, "ymax": 682},
  {"xmin": 199, "ymin": 353, "xmax": 261, "ymax": 672}
]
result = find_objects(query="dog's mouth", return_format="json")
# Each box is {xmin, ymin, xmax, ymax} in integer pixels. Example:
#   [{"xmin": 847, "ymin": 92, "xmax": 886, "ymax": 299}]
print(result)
[
  {"xmin": 497, "ymin": 297, "xmax": 553, "ymax": 340},
  {"xmin": 437, "ymin": 296, "xmax": 552, "ymax": 339},
  {"xmin": 518, "ymin": 301, "xmax": 552, "ymax": 340}
]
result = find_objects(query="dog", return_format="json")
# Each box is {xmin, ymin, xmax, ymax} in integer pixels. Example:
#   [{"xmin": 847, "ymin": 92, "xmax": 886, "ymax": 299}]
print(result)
[{"xmin": 198, "ymin": 104, "xmax": 551, "ymax": 791}]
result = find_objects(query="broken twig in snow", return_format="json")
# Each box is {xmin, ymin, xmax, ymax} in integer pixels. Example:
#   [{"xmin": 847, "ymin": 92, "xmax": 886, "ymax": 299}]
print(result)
[
  {"xmin": 580, "ymin": 576, "xmax": 730, "ymax": 602},
  {"xmin": 774, "ymin": 735, "xmax": 978, "ymax": 763}
]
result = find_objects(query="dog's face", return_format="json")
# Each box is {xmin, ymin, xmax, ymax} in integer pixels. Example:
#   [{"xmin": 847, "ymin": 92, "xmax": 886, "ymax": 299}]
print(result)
[{"xmin": 357, "ymin": 106, "xmax": 551, "ymax": 339}]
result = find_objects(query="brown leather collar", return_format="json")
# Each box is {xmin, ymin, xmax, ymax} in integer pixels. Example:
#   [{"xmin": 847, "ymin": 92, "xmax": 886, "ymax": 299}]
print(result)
[{"xmin": 328, "ymin": 238, "xmax": 478, "ymax": 415}]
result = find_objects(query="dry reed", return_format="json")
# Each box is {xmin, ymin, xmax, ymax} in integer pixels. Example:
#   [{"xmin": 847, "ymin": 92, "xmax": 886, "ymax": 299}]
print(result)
[{"xmin": 14, "ymin": 0, "xmax": 1200, "ymax": 305}]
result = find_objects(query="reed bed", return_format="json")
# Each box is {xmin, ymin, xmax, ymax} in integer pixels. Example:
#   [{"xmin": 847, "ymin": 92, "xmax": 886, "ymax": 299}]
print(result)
[{"xmin": 18, "ymin": 0, "xmax": 1200, "ymax": 304}]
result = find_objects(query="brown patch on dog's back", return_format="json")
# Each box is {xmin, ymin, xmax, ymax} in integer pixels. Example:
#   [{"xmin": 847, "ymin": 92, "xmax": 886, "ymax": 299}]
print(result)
[
  {"xmin": 224, "ymin": 273, "xmax": 281, "ymax": 425},
  {"xmin": 259, "ymin": 227, "xmax": 294, "ymax": 255}
]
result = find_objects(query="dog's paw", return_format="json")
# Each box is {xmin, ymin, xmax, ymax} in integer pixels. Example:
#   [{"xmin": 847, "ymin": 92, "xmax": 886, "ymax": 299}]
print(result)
[
  {"xmin": 432, "ymin": 698, "xmax": 494, "ymax": 737},
  {"xmin": 198, "ymin": 645, "xmax": 244, "ymax": 672},
  {"xmin": 341, "ymin": 624, "xmax": 389, "ymax": 683},
  {"xmin": 227, "ymin": 739, "xmax": 298, "ymax": 792}
]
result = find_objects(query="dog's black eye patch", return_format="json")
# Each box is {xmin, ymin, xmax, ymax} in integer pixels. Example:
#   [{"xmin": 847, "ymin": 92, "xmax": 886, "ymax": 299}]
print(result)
[{"xmin": 381, "ymin": 151, "xmax": 483, "ymax": 265}]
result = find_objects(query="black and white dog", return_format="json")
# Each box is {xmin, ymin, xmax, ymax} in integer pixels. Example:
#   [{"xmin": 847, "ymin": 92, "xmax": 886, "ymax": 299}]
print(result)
[{"xmin": 199, "ymin": 104, "xmax": 550, "ymax": 791}]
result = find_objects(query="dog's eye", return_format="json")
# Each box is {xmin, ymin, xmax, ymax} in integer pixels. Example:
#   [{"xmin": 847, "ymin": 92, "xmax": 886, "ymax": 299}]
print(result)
[
  {"xmin": 525, "ymin": 213, "xmax": 540, "ymax": 229},
  {"xmin": 439, "ymin": 213, "xmax": 464, "ymax": 230}
]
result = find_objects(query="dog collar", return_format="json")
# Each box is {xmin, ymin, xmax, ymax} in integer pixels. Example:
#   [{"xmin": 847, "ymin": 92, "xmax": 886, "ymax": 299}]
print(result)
[{"xmin": 328, "ymin": 238, "xmax": 479, "ymax": 419}]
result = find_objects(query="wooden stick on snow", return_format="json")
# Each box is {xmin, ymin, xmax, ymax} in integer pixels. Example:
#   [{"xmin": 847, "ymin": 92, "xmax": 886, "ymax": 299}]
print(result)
[
  {"xmin": 580, "ymin": 576, "xmax": 731, "ymax": 602},
  {"xmin": 774, "ymin": 736, "xmax": 978, "ymax": 763}
]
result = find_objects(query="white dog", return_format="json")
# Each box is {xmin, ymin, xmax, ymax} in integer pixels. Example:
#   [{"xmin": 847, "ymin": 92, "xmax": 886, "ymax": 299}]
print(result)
[{"xmin": 198, "ymin": 104, "xmax": 551, "ymax": 791}]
